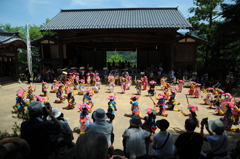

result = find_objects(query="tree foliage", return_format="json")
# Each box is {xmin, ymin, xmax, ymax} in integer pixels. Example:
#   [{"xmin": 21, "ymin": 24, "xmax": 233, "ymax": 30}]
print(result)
[{"xmin": 107, "ymin": 51, "xmax": 137, "ymax": 67}]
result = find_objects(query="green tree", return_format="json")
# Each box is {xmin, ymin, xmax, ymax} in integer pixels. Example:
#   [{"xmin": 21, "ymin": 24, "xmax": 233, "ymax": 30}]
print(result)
[{"xmin": 188, "ymin": 0, "xmax": 224, "ymax": 72}]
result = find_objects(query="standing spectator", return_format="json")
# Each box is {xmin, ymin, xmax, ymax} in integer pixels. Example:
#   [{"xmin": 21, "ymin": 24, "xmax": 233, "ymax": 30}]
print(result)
[
  {"xmin": 152, "ymin": 119, "xmax": 176, "ymax": 159},
  {"xmin": 25, "ymin": 68, "xmax": 31, "ymax": 84},
  {"xmin": 33, "ymin": 68, "xmax": 38, "ymax": 82},
  {"xmin": 175, "ymin": 119, "xmax": 203, "ymax": 159},
  {"xmin": 192, "ymin": 70, "xmax": 198, "ymax": 81},
  {"xmin": 183, "ymin": 70, "xmax": 189, "ymax": 80},
  {"xmin": 224, "ymin": 72, "xmax": 234, "ymax": 93},
  {"xmin": 200, "ymin": 119, "xmax": 228, "ymax": 159},
  {"xmin": 149, "ymin": 70, "xmax": 154, "ymax": 81},
  {"xmin": 21, "ymin": 101, "xmax": 61, "ymax": 159},
  {"xmin": 122, "ymin": 115, "xmax": 151, "ymax": 159},
  {"xmin": 87, "ymin": 109, "xmax": 113, "ymax": 151},
  {"xmin": 103, "ymin": 68, "xmax": 109, "ymax": 84},
  {"xmin": 168, "ymin": 70, "xmax": 175, "ymax": 83},
  {"xmin": 176, "ymin": 68, "xmax": 182, "ymax": 81}
]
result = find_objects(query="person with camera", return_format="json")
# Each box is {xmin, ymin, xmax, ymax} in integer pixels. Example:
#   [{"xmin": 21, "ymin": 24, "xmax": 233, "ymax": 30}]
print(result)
[
  {"xmin": 174, "ymin": 119, "xmax": 203, "ymax": 159},
  {"xmin": 200, "ymin": 119, "xmax": 228, "ymax": 159},
  {"xmin": 20, "ymin": 101, "xmax": 62, "ymax": 159}
]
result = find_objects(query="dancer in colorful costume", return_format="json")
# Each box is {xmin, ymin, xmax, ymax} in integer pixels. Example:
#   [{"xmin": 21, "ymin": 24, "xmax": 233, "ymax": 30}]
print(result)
[
  {"xmin": 40, "ymin": 82, "xmax": 48, "ymax": 97},
  {"xmin": 130, "ymin": 96, "xmax": 140, "ymax": 116},
  {"xmin": 220, "ymin": 102, "xmax": 234, "ymax": 130},
  {"xmin": 106, "ymin": 95, "xmax": 117, "ymax": 123},
  {"xmin": 126, "ymin": 76, "xmax": 132, "ymax": 90},
  {"xmin": 233, "ymin": 98, "xmax": 240, "ymax": 124},
  {"xmin": 142, "ymin": 108, "xmax": 158, "ymax": 134},
  {"xmin": 83, "ymin": 90, "xmax": 94, "ymax": 110},
  {"xmin": 86, "ymin": 73, "xmax": 91, "ymax": 86},
  {"xmin": 203, "ymin": 87, "xmax": 214, "ymax": 106},
  {"xmin": 121, "ymin": 77, "xmax": 127, "ymax": 94},
  {"xmin": 93, "ymin": 76, "xmax": 101, "ymax": 93},
  {"xmin": 50, "ymin": 80, "xmax": 58, "ymax": 93},
  {"xmin": 188, "ymin": 81, "xmax": 196, "ymax": 95},
  {"xmin": 156, "ymin": 93, "xmax": 168, "ymax": 117},
  {"xmin": 148, "ymin": 80, "xmax": 156, "ymax": 96},
  {"xmin": 108, "ymin": 76, "xmax": 115, "ymax": 93},
  {"xmin": 177, "ymin": 80, "xmax": 184, "ymax": 92},
  {"xmin": 78, "ymin": 79, "xmax": 85, "ymax": 95},
  {"xmin": 167, "ymin": 89, "xmax": 180, "ymax": 111},
  {"xmin": 12, "ymin": 91, "xmax": 25, "ymax": 113},
  {"xmin": 78, "ymin": 104, "xmax": 92, "ymax": 134},
  {"xmin": 218, "ymin": 93, "xmax": 232, "ymax": 114},
  {"xmin": 163, "ymin": 83, "xmax": 170, "ymax": 100},
  {"xmin": 27, "ymin": 85, "xmax": 35, "ymax": 101},
  {"xmin": 182, "ymin": 105, "xmax": 199, "ymax": 127},
  {"xmin": 55, "ymin": 85, "xmax": 65, "ymax": 103},
  {"xmin": 141, "ymin": 76, "xmax": 148, "ymax": 90},
  {"xmin": 63, "ymin": 90, "xmax": 76, "ymax": 110},
  {"xmin": 135, "ymin": 80, "xmax": 142, "ymax": 95},
  {"xmin": 193, "ymin": 83, "xmax": 202, "ymax": 98}
]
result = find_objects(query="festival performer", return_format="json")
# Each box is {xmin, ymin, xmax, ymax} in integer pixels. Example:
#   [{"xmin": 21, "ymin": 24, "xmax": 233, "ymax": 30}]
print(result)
[
  {"xmin": 91, "ymin": 72, "xmax": 95, "ymax": 86},
  {"xmin": 78, "ymin": 104, "xmax": 92, "ymax": 134},
  {"xmin": 218, "ymin": 93, "xmax": 233, "ymax": 114},
  {"xmin": 121, "ymin": 77, "xmax": 127, "ymax": 94},
  {"xmin": 73, "ymin": 73, "xmax": 79, "ymax": 90},
  {"xmin": 126, "ymin": 76, "xmax": 132, "ymax": 90},
  {"xmin": 108, "ymin": 76, "xmax": 115, "ymax": 93},
  {"xmin": 181, "ymin": 105, "xmax": 199, "ymax": 128},
  {"xmin": 141, "ymin": 76, "xmax": 148, "ymax": 90},
  {"xmin": 177, "ymin": 80, "xmax": 184, "ymax": 92},
  {"xmin": 86, "ymin": 73, "xmax": 91, "ymax": 86},
  {"xmin": 224, "ymin": 72, "xmax": 234, "ymax": 93},
  {"xmin": 39, "ymin": 82, "xmax": 48, "ymax": 97},
  {"xmin": 220, "ymin": 102, "xmax": 234, "ymax": 130},
  {"xmin": 188, "ymin": 81, "xmax": 196, "ymax": 95},
  {"xmin": 135, "ymin": 80, "xmax": 142, "ymax": 95},
  {"xmin": 93, "ymin": 77, "xmax": 101, "ymax": 93},
  {"xmin": 12, "ymin": 91, "xmax": 25, "ymax": 113},
  {"xmin": 130, "ymin": 96, "xmax": 140, "ymax": 116},
  {"xmin": 156, "ymin": 93, "xmax": 168, "ymax": 117},
  {"xmin": 203, "ymin": 87, "xmax": 214, "ymax": 106},
  {"xmin": 160, "ymin": 77, "xmax": 166, "ymax": 90},
  {"xmin": 55, "ymin": 85, "xmax": 65, "ymax": 103},
  {"xmin": 78, "ymin": 79, "xmax": 85, "ymax": 95},
  {"xmin": 63, "ymin": 90, "xmax": 76, "ymax": 110},
  {"xmin": 148, "ymin": 80, "xmax": 156, "ymax": 96},
  {"xmin": 193, "ymin": 83, "xmax": 202, "ymax": 98},
  {"xmin": 142, "ymin": 108, "xmax": 158, "ymax": 134},
  {"xmin": 27, "ymin": 85, "xmax": 35, "ymax": 101},
  {"xmin": 83, "ymin": 90, "xmax": 94, "ymax": 110},
  {"xmin": 163, "ymin": 83, "xmax": 171, "ymax": 100},
  {"xmin": 233, "ymin": 98, "xmax": 240, "ymax": 124},
  {"xmin": 166, "ymin": 89, "xmax": 180, "ymax": 111},
  {"xmin": 50, "ymin": 80, "xmax": 59, "ymax": 93},
  {"xmin": 106, "ymin": 95, "xmax": 117, "ymax": 123},
  {"xmin": 213, "ymin": 88, "xmax": 224, "ymax": 114}
]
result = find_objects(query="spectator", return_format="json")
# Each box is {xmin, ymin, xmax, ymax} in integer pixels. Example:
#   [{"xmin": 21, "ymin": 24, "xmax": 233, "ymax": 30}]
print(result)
[
  {"xmin": 122, "ymin": 115, "xmax": 151, "ymax": 159},
  {"xmin": 25, "ymin": 68, "xmax": 31, "ymax": 84},
  {"xmin": 87, "ymin": 109, "xmax": 113, "ymax": 151},
  {"xmin": 200, "ymin": 119, "xmax": 228, "ymax": 159},
  {"xmin": 21, "ymin": 101, "xmax": 61, "ymax": 159},
  {"xmin": 0, "ymin": 137, "xmax": 30, "ymax": 159},
  {"xmin": 152, "ymin": 119, "xmax": 176, "ymax": 159},
  {"xmin": 175, "ymin": 119, "xmax": 203, "ymax": 159},
  {"xmin": 176, "ymin": 68, "xmax": 182, "ymax": 81},
  {"xmin": 230, "ymin": 139, "xmax": 240, "ymax": 159},
  {"xmin": 183, "ymin": 70, "xmax": 189, "ymax": 80},
  {"xmin": 224, "ymin": 72, "xmax": 234, "ymax": 93},
  {"xmin": 192, "ymin": 70, "xmax": 198, "ymax": 81}
]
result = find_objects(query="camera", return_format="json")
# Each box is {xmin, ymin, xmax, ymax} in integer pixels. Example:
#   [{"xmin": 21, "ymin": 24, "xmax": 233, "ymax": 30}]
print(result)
[{"xmin": 202, "ymin": 117, "xmax": 208, "ymax": 124}]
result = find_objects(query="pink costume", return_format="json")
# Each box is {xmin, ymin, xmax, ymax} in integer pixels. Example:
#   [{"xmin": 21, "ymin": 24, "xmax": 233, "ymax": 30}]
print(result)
[
  {"xmin": 121, "ymin": 78, "xmax": 127, "ymax": 93},
  {"xmin": 188, "ymin": 82, "xmax": 195, "ymax": 95},
  {"xmin": 86, "ymin": 73, "xmax": 91, "ymax": 85},
  {"xmin": 142, "ymin": 76, "xmax": 148, "ymax": 90},
  {"xmin": 178, "ymin": 80, "xmax": 184, "ymax": 92}
]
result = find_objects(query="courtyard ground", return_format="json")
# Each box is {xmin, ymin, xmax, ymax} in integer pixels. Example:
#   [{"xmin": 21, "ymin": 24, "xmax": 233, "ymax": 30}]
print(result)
[{"xmin": 0, "ymin": 82, "xmax": 240, "ymax": 156}]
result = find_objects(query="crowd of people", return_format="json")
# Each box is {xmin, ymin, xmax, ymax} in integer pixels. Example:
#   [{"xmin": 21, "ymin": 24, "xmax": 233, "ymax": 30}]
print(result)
[{"xmin": 3, "ymin": 66, "xmax": 240, "ymax": 159}]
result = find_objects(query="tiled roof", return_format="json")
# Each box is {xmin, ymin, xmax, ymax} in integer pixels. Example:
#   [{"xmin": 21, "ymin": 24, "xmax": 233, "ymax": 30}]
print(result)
[
  {"xmin": 41, "ymin": 7, "xmax": 192, "ymax": 31},
  {"xmin": 0, "ymin": 29, "xmax": 26, "ymax": 45}
]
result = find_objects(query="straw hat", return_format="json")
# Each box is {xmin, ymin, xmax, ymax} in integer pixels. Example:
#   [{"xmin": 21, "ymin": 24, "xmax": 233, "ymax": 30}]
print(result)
[
  {"xmin": 103, "ymin": 67, "xmax": 108, "ymax": 70},
  {"xmin": 89, "ymin": 67, "xmax": 93, "ymax": 70},
  {"xmin": 62, "ymin": 71, "xmax": 67, "ymax": 75},
  {"xmin": 79, "ymin": 67, "xmax": 85, "ymax": 69}
]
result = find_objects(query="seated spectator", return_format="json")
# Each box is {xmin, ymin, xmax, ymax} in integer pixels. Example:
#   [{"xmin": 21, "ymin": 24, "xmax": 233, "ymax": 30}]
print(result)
[
  {"xmin": 200, "ymin": 119, "xmax": 228, "ymax": 159},
  {"xmin": 230, "ymin": 139, "xmax": 240, "ymax": 159},
  {"xmin": 21, "ymin": 101, "xmax": 61, "ymax": 159},
  {"xmin": 175, "ymin": 119, "xmax": 203, "ymax": 159},
  {"xmin": 87, "ymin": 109, "xmax": 113, "ymax": 151},
  {"xmin": 152, "ymin": 119, "xmax": 176, "ymax": 159},
  {"xmin": 0, "ymin": 137, "xmax": 30, "ymax": 159},
  {"xmin": 122, "ymin": 115, "xmax": 151, "ymax": 159},
  {"xmin": 48, "ymin": 107, "xmax": 74, "ymax": 154},
  {"xmin": 75, "ymin": 130, "xmax": 124, "ymax": 159}
]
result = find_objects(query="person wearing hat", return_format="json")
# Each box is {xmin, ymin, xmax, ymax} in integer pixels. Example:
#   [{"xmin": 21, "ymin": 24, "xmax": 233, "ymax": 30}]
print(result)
[
  {"xmin": 87, "ymin": 108, "xmax": 113, "ymax": 149},
  {"xmin": 122, "ymin": 115, "xmax": 151, "ymax": 159},
  {"xmin": 224, "ymin": 72, "xmax": 234, "ymax": 93},
  {"xmin": 200, "ymin": 119, "xmax": 228, "ymax": 159},
  {"xmin": 152, "ymin": 119, "xmax": 176, "ymax": 159},
  {"xmin": 103, "ymin": 67, "xmax": 109, "ymax": 84},
  {"xmin": 175, "ymin": 119, "xmax": 203, "ymax": 159},
  {"xmin": 20, "ymin": 101, "xmax": 61, "ymax": 159}
]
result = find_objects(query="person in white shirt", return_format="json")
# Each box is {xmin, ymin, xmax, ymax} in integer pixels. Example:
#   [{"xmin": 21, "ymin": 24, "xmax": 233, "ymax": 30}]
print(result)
[{"xmin": 152, "ymin": 119, "xmax": 176, "ymax": 159}]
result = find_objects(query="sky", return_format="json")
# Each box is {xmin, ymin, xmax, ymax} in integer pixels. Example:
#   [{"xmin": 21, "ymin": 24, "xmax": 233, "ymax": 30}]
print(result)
[{"xmin": 0, "ymin": 0, "xmax": 233, "ymax": 27}]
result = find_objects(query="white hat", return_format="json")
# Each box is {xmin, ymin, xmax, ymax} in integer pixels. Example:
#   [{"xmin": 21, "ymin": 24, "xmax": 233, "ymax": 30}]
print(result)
[
  {"xmin": 62, "ymin": 71, "xmax": 67, "ymax": 75},
  {"xmin": 93, "ymin": 109, "xmax": 107, "ymax": 121},
  {"xmin": 208, "ymin": 120, "xmax": 224, "ymax": 133},
  {"xmin": 80, "ymin": 66, "xmax": 85, "ymax": 69}
]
